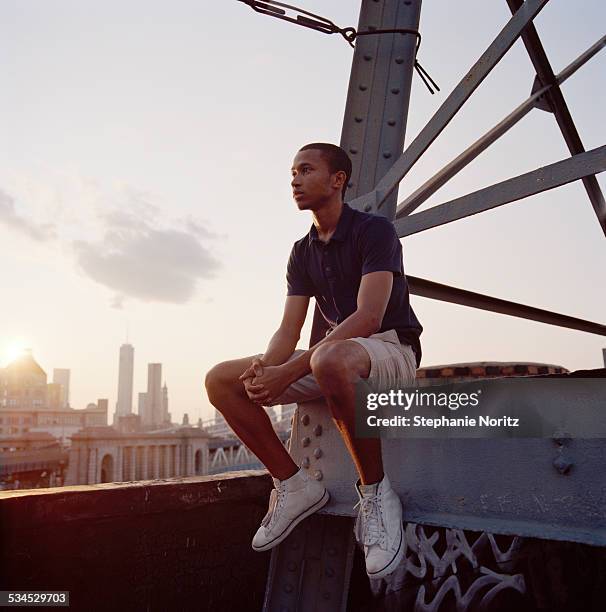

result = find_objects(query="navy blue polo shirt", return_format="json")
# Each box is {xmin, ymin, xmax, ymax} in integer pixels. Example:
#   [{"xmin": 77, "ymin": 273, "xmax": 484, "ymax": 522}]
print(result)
[{"xmin": 286, "ymin": 202, "xmax": 423, "ymax": 367}]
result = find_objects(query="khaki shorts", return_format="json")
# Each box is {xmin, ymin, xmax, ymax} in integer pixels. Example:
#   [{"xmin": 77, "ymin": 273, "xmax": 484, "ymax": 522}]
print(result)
[{"xmin": 268, "ymin": 329, "xmax": 417, "ymax": 406}]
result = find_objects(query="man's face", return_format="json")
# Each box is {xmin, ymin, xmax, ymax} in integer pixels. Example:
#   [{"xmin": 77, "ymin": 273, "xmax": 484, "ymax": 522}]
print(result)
[{"xmin": 291, "ymin": 149, "xmax": 343, "ymax": 211}]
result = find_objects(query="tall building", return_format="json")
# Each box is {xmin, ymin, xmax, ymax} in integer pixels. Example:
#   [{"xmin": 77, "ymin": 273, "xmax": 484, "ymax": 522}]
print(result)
[
  {"xmin": 115, "ymin": 344, "xmax": 134, "ymax": 423},
  {"xmin": 162, "ymin": 383, "xmax": 170, "ymax": 424},
  {"xmin": 137, "ymin": 392, "xmax": 147, "ymax": 417},
  {"xmin": 143, "ymin": 364, "xmax": 162, "ymax": 428},
  {"xmin": 52, "ymin": 369, "xmax": 70, "ymax": 408}
]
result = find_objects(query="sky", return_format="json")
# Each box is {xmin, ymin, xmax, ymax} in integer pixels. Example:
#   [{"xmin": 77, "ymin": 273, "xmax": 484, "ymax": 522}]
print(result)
[{"xmin": 1, "ymin": 0, "xmax": 604, "ymax": 424}]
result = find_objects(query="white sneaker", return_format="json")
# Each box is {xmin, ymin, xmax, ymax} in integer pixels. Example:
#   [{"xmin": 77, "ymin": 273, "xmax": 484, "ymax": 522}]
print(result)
[
  {"xmin": 252, "ymin": 468, "xmax": 329, "ymax": 552},
  {"xmin": 354, "ymin": 474, "xmax": 405, "ymax": 579}
]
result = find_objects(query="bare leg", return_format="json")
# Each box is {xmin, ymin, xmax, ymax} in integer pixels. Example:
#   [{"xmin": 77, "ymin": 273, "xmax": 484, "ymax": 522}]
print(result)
[
  {"xmin": 205, "ymin": 356, "xmax": 299, "ymax": 481},
  {"xmin": 310, "ymin": 341, "xmax": 384, "ymax": 485}
]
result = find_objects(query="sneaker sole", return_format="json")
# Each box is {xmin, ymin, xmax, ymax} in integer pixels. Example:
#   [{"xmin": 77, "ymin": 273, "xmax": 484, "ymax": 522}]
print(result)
[
  {"xmin": 366, "ymin": 523, "xmax": 405, "ymax": 580},
  {"xmin": 252, "ymin": 488, "xmax": 330, "ymax": 552}
]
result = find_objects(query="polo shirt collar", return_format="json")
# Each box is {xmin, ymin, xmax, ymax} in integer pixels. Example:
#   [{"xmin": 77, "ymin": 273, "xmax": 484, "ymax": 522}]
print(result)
[{"xmin": 308, "ymin": 202, "xmax": 354, "ymax": 245}]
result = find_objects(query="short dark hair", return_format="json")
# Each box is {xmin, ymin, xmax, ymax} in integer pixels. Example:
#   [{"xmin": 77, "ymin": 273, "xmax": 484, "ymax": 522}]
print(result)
[{"xmin": 299, "ymin": 143, "xmax": 352, "ymax": 199}]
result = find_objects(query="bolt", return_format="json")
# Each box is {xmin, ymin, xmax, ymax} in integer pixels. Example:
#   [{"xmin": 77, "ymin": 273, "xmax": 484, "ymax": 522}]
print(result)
[
  {"xmin": 301, "ymin": 457, "xmax": 310, "ymax": 469},
  {"xmin": 387, "ymin": 119, "xmax": 396, "ymax": 126},
  {"xmin": 395, "ymin": 57, "xmax": 404, "ymax": 64},
  {"xmin": 553, "ymin": 456, "xmax": 573, "ymax": 475},
  {"xmin": 391, "ymin": 88, "xmax": 400, "ymax": 94},
  {"xmin": 347, "ymin": 181, "xmax": 354, "ymax": 188},
  {"xmin": 302, "ymin": 437, "xmax": 311, "ymax": 447},
  {"xmin": 358, "ymin": 84, "xmax": 368, "ymax": 91},
  {"xmin": 313, "ymin": 424, "xmax": 322, "ymax": 436},
  {"xmin": 364, "ymin": 204, "xmax": 372, "ymax": 212},
  {"xmin": 383, "ymin": 152, "xmax": 392, "ymax": 159},
  {"xmin": 354, "ymin": 116, "xmax": 363, "ymax": 123},
  {"xmin": 313, "ymin": 448, "xmax": 323, "ymax": 459},
  {"xmin": 301, "ymin": 414, "xmax": 310, "ymax": 426},
  {"xmin": 314, "ymin": 470, "xmax": 323, "ymax": 481},
  {"xmin": 363, "ymin": 54, "xmax": 372, "ymax": 62},
  {"xmin": 349, "ymin": 147, "xmax": 358, "ymax": 154}
]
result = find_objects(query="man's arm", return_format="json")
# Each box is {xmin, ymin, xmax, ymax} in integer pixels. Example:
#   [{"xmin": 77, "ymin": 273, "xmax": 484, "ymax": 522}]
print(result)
[
  {"xmin": 261, "ymin": 295, "xmax": 310, "ymax": 366},
  {"xmin": 285, "ymin": 270, "xmax": 393, "ymax": 381},
  {"xmin": 238, "ymin": 295, "xmax": 309, "ymax": 383},
  {"xmin": 250, "ymin": 271, "xmax": 393, "ymax": 403}
]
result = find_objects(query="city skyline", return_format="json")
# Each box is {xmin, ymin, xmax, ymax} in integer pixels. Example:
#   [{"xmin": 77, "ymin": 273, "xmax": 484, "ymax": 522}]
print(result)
[{"xmin": 1, "ymin": 1, "xmax": 604, "ymax": 424}]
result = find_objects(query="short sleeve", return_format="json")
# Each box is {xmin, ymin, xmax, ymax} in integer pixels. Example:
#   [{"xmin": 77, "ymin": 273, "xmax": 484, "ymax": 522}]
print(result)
[
  {"xmin": 286, "ymin": 241, "xmax": 315, "ymax": 296},
  {"xmin": 359, "ymin": 217, "xmax": 403, "ymax": 276}
]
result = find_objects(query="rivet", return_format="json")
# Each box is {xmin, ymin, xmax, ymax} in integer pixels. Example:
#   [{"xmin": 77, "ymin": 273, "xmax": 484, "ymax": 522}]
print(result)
[
  {"xmin": 301, "ymin": 414, "xmax": 310, "ymax": 426},
  {"xmin": 364, "ymin": 204, "xmax": 372, "ymax": 212},
  {"xmin": 313, "ymin": 448, "xmax": 323, "ymax": 459},
  {"xmin": 328, "ymin": 547, "xmax": 337, "ymax": 556},
  {"xmin": 313, "ymin": 424, "xmax": 322, "ymax": 436},
  {"xmin": 314, "ymin": 470, "xmax": 323, "ymax": 481},
  {"xmin": 395, "ymin": 57, "xmax": 404, "ymax": 64},
  {"xmin": 383, "ymin": 152, "xmax": 392, "ymax": 159},
  {"xmin": 323, "ymin": 592, "xmax": 331, "ymax": 600},
  {"xmin": 284, "ymin": 583, "xmax": 293, "ymax": 593},
  {"xmin": 391, "ymin": 88, "xmax": 400, "ymax": 94},
  {"xmin": 363, "ymin": 54, "xmax": 372, "ymax": 62},
  {"xmin": 302, "ymin": 437, "xmax": 311, "ymax": 447},
  {"xmin": 358, "ymin": 84, "xmax": 368, "ymax": 91},
  {"xmin": 387, "ymin": 119, "xmax": 396, "ymax": 126},
  {"xmin": 354, "ymin": 116, "xmax": 363, "ymax": 123},
  {"xmin": 301, "ymin": 457, "xmax": 310, "ymax": 469},
  {"xmin": 347, "ymin": 181, "xmax": 354, "ymax": 188},
  {"xmin": 287, "ymin": 561, "xmax": 297, "ymax": 572},
  {"xmin": 404, "ymin": 0, "xmax": 412, "ymax": 5},
  {"xmin": 325, "ymin": 567, "xmax": 335, "ymax": 577},
  {"xmin": 349, "ymin": 148, "xmax": 358, "ymax": 154},
  {"xmin": 553, "ymin": 456, "xmax": 573, "ymax": 475}
]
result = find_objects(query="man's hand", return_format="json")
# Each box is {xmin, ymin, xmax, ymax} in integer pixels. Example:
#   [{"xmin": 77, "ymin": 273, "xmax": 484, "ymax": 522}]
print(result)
[
  {"xmin": 249, "ymin": 364, "xmax": 295, "ymax": 406},
  {"xmin": 239, "ymin": 357, "xmax": 267, "ymax": 403}
]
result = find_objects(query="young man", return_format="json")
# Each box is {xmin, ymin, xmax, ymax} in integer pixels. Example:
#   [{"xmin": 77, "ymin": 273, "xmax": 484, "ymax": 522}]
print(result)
[{"xmin": 205, "ymin": 143, "xmax": 422, "ymax": 580}]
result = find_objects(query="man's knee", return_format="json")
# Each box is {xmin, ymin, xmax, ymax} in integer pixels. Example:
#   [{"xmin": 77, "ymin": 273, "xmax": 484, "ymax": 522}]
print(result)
[
  {"xmin": 310, "ymin": 342, "xmax": 352, "ymax": 383},
  {"xmin": 205, "ymin": 361, "xmax": 242, "ymax": 406}
]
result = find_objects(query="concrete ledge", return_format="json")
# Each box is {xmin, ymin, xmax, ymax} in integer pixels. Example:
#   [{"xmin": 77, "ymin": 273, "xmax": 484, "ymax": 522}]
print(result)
[{"xmin": 0, "ymin": 470, "xmax": 273, "ymax": 611}]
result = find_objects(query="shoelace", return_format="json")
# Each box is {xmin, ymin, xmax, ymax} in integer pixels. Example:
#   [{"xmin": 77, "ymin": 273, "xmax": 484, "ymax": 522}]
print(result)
[
  {"xmin": 261, "ymin": 483, "xmax": 287, "ymax": 529},
  {"xmin": 354, "ymin": 495, "xmax": 387, "ymax": 549}
]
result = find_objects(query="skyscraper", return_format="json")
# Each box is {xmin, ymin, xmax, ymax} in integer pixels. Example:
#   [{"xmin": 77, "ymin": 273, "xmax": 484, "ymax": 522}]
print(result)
[
  {"xmin": 143, "ymin": 364, "xmax": 162, "ymax": 427},
  {"xmin": 115, "ymin": 344, "xmax": 134, "ymax": 421},
  {"xmin": 52, "ymin": 368, "xmax": 70, "ymax": 408}
]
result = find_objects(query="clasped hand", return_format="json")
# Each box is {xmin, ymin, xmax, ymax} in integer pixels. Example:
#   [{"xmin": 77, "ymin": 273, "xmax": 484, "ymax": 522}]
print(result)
[{"xmin": 238, "ymin": 358, "xmax": 293, "ymax": 406}]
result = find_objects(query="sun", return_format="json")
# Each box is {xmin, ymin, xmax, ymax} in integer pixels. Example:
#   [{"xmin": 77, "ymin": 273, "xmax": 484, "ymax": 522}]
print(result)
[{"xmin": 2, "ymin": 341, "xmax": 29, "ymax": 365}]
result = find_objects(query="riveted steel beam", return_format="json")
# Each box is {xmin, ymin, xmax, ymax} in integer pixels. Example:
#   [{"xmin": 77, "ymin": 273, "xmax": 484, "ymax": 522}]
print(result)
[
  {"xmin": 506, "ymin": 0, "xmax": 606, "ymax": 237},
  {"xmin": 395, "ymin": 35, "xmax": 606, "ymax": 219},
  {"xmin": 406, "ymin": 275, "xmax": 606, "ymax": 336},
  {"xmin": 394, "ymin": 145, "xmax": 606, "ymax": 236},
  {"xmin": 347, "ymin": 0, "xmax": 551, "ymax": 214},
  {"xmin": 340, "ymin": 0, "xmax": 422, "ymax": 220}
]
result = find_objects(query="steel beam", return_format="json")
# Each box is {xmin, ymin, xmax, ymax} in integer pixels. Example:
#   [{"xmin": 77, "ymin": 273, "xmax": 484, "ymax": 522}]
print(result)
[
  {"xmin": 406, "ymin": 275, "xmax": 606, "ymax": 336},
  {"xmin": 506, "ymin": 0, "xmax": 606, "ymax": 237},
  {"xmin": 346, "ymin": 0, "xmax": 550, "ymax": 214},
  {"xmin": 394, "ymin": 145, "xmax": 606, "ymax": 236},
  {"xmin": 395, "ymin": 35, "xmax": 606, "ymax": 219}
]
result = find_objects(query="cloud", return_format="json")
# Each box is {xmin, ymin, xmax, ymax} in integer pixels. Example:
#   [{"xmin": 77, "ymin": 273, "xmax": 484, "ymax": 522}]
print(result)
[
  {"xmin": 74, "ymin": 206, "xmax": 221, "ymax": 305},
  {"xmin": 0, "ymin": 188, "xmax": 55, "ymax": 242}
]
